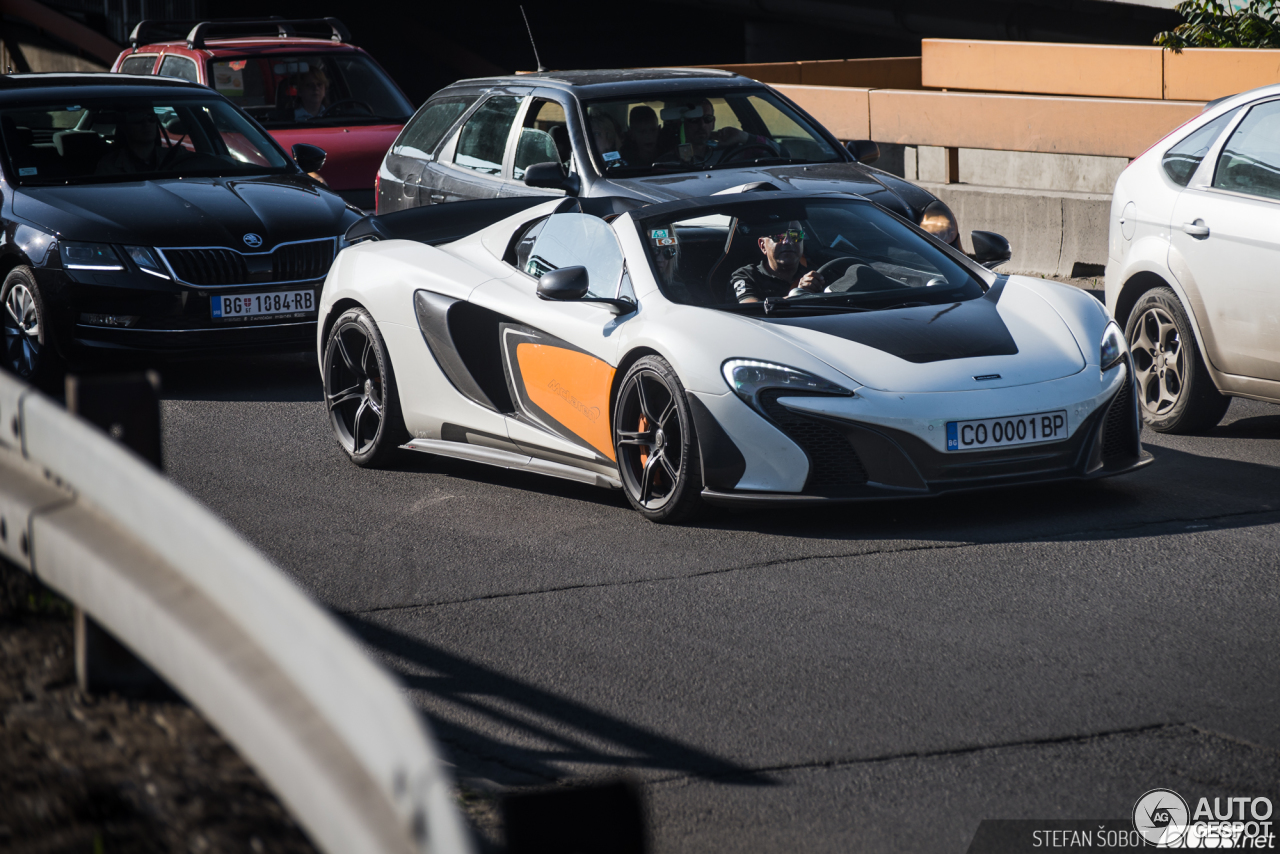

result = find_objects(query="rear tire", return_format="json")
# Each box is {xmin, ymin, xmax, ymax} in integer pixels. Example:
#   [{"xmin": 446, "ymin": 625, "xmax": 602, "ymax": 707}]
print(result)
[
  {"xmin": 1124, "ymin": 287, "xmax": 1229, "ymax": 434},
  {"xmin": 613, "ymin": 355, "xmax": 703, "ymax": 523},
  {"xmin": 2, "ymin": 266, "xmax": 63, "ymax": 389},
  {"xmin": 323, "ymin": 307, "xmax": 409, "ymax": 467}
]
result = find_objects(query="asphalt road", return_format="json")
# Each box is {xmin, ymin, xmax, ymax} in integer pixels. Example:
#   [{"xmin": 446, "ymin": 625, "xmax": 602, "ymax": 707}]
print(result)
[{"xmin": 157, "ymin": 346, "xmax": 1280, "ymax": 853}]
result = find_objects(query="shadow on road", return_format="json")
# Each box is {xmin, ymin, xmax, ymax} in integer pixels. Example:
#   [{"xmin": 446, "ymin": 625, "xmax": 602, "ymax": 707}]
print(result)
[
  {"xmin": 342, "ymin": 614, "xmax": 775, "ymax": 788},
  {"xmin": 158, "ymin": 353, "xmax": 321, "ymax": 403}
]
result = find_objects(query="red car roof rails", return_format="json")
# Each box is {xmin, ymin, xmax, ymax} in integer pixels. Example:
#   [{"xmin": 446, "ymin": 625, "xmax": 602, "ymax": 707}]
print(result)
[{"xmin": 127, "ymin": 17, "xmax": 352, "ymax": 50}]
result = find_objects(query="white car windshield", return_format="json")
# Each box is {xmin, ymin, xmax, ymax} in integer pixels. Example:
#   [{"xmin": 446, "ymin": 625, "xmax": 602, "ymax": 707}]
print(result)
[
  {"xmin": 583, "ymin": 89, "xmax": 841, "ymax": 177},
  {"xmin": 634, "ymin": 197, "xmax": 986, "ymax": 312}
]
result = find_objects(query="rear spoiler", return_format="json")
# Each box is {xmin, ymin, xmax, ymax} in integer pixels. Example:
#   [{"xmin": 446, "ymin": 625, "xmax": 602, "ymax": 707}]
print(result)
[{"xmin": 345, "ymin": 196, "xmax": 647, "ymax": 246}]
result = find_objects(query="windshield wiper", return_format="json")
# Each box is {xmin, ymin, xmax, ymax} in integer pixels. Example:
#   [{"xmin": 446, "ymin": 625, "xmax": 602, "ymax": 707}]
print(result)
[
  {"xmin": 762, "ymin": 296, "xmax": 870, "ymax": 315},
  {"xmin": 711, "ymin": 156, "xmax": 797, "ymax": 170}
]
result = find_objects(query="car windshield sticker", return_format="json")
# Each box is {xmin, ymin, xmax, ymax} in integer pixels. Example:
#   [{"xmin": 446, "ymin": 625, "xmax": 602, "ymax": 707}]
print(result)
[
  {"xmin": 603, "ymin": 150, "xmax": 621, "ymax": 162},
  {"xmin": 654, "ymin": 237, "xmax": 677, "ymax": 247},
  {"xmin": 651, "ymin": 229, "xmax": 669, "ymax": 239},
  {"xmin": 212, "ymin": 62, "xmax": 245, "ymax": 96},
  {"xmin": 18, "ymin": 167, "xmax": 37, "ymax": 176}
]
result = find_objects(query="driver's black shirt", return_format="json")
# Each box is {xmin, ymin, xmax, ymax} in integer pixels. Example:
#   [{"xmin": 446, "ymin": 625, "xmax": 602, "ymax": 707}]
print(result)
[{"xmin": 731, "ymin": 261, "xmax": 811, "ymax": 302}]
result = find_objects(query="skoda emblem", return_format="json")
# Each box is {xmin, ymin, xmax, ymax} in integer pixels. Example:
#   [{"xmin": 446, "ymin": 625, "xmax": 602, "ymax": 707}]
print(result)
[{"xmin": 243, "ymin": 233, "xmax": 263, "ymax": 248}]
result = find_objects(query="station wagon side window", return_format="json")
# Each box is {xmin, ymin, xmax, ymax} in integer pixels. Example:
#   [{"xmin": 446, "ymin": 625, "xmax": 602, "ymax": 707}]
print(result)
[
  {"xmin": 513, "ymin": 98, "xmax": 570, "ymax": 180},
  {"xmin": 397, "ymin": 95, "xmax": 477, "ymax": 159},
  {"xmin": 1162, "ymin": 111, "xmax": 1236, "ymax": 186},
  {"xmin": 119, "ymin": 54, "xmax": 159, "ymax": 75},
  {"xmin": 1212, "ymin": 100, "xmax": 1280, "ymax": 201},
  {"xmin": 454, "ymin": 95, "xmax": 522, "ymax": 176},
  {"xmin": 520, "ymin": 213, "xmax": 624, "ymax": 298},
  {"xmin": 158, "ymin": 55, "xmax": 199, "ymax": 84}
]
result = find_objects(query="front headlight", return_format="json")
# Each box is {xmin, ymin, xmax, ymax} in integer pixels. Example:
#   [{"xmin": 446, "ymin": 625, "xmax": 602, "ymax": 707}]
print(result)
[
  {"xmin": 722, "ymin": 359, "xmax": 854, "ymax": 415},
  {"xmin": 919, "ymin": 200, "xmax": 959, "ymax": 245},
  {"xmin": 59, "ymin": 241, "xmax": 124, "ymax": 271},
  {"xmin": 124, "ymin": 246, "xmax": 170, "ymax": 279},
  {"xmin": 1100, "ymin": 322, "xmax": 1128, "ymax": 371}
]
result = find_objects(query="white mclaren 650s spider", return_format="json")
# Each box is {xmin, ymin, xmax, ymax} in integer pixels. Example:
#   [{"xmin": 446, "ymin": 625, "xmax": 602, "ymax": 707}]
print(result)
[{"xmin": 318, "ymin": 190, "xmax": 1151, "ymax": 522}]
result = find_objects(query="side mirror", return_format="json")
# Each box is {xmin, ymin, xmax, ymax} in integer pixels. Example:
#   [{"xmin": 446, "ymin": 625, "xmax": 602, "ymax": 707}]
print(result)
[
  {"xmin": 971, "ymin": 230, "xmax": 1012, "ymax": 269},
  {"xmin": 536, "ymin": 265, "xmax": 590, "ymax": 301},
  {"xmin": 846, "ymin": 140, "xmax": 880, "ymax": 165},
  {"xmin": 524, "ymin": 160, "xmax": 581, "ymax": 196},
  {"xmin": 535, "ymin": 265, "xmax": 636, "ymax": 315},
  {"xmin": 292, "ymin": 143, "xmax": 327, "ymax": 174}
]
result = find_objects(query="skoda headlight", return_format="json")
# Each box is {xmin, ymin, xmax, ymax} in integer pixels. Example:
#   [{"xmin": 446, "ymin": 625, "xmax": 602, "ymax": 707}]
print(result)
[
  {"xmin": 918, "ymin": 200, "xmax": 959, "ymax": 245},
  {"xmin": 1100, "ymin": 322, "xmax": 1128, "ymax": 371},
  {"xmin": 124, "ymin": 246, "xmax": 170, "ymax": 279},
  {"xmin": 722, "ymin": 359, "xmax": 854, "ymax": 415},
  {"xmin": 59, "ymin": 241, "xmax": 123, "ymax": 271}
]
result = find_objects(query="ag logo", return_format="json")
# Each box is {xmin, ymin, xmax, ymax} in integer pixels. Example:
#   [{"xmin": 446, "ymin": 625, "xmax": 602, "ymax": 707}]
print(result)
[
  {"xmin": 1133, "ymin": 788, "xmax": 1189, "ymax": 846},
  {"xmin": 242, "ymin": 233, "xmax": 263, "ymax": 248}
]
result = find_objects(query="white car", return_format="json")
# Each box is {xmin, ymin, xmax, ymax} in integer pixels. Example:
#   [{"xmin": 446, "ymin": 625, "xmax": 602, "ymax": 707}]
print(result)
[
  {"xmin": 1106, "ymin": 83, "xmax": 1280, "ymax": 433},
  {"xmin": 318, "ymin": 190, "xmax": 1148, "ymax": 522}
]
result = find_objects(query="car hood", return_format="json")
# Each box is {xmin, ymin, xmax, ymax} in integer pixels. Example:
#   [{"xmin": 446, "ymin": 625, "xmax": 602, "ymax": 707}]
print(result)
[
  {"xmin": 747, "ymin": 279, "xmax": 1087, "ymax": 392},
  {"xmin": 606, "ymin": 162, "xmax": 915, "ymax": 219},
  {"xmin": 12, "ymin": 175, "xmax": 355, "ymax": 249}
]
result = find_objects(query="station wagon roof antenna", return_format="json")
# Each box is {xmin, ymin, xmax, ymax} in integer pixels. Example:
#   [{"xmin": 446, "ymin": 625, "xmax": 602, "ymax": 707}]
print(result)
[{"xmin": 520, "ymin": 6, "xmax": 546, "ymax": 73}]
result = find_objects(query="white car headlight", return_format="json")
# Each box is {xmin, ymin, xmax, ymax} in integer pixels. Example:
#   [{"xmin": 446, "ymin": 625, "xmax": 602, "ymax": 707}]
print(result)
[
  {"xmin": 1100, "ymin": 322, "xmax": 1128, "ymax": 371},
  {"xmin": 722, "ymin": 359, "xmax": 854, "ymax": 415}
]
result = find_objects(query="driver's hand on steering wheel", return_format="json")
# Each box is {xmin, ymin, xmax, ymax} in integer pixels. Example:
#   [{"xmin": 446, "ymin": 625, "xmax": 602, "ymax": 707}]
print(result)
[
  {"xmin": 712, "ymin": 127, "xmax": 752, "ymax": 146},
  {"xmin": 796, "ymin": 270, "xmax": 825, "ymax": 292}
]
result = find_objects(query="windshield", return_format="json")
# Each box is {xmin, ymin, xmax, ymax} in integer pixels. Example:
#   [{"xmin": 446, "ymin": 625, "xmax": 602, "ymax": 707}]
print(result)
[
  {"xmin": 0, "ymin": 97, "xmax": 291, "ymax": 186},
  {"xmin": 583, "ymin": 89, "xmax": 840, "ymax": 177},
  {"xmin": 635, "ymin": 197, "xmax": 986, "ymax": 313},
  {"xmin": 209, "ymin": 53, "xmax": 413, "ymax": 127}
]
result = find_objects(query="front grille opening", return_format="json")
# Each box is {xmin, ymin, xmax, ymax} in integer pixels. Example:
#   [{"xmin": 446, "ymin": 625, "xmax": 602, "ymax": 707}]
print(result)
[
  {"xmin": 759, "ymin": 390, "xmax": 868, "ymax": 490},
  {"xmin": 162, "ymin": 239, "xmax": 334, "ymax": 286},
  {"xmin": 1101, "ymin": 378, "xmax": 1136, "ymax": 461}
]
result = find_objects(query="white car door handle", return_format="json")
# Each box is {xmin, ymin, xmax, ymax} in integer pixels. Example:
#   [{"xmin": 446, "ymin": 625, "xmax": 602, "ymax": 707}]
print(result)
[{"xmin": 1182, "ymin": 221, "xmax": 1210, "ymax": 238}]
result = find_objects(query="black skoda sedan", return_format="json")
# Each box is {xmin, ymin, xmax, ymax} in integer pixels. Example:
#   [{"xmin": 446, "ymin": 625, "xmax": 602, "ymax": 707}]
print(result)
[
  {"xmin": 377, "ymin": 69, "xmax": 960, "ymax": 246},
  {"xmin": 1, "ymin": 72, "xmax": 362, "ymax": 383}
]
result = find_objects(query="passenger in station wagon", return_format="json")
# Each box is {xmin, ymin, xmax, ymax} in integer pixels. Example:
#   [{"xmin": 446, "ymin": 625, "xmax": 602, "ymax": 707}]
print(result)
[
  {"xmin": 619, "ymin": 105, "xmax": 659, "ymax": 167},
  {"xmin": 293, "ymin": 66, "xmax": 330, "ymax": 121}
]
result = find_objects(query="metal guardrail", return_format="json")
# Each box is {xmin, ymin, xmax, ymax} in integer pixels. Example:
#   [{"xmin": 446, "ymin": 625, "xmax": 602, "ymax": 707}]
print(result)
[{"xmin": 0, "ymin": 370, "xmax": 474, "ymax": 854}]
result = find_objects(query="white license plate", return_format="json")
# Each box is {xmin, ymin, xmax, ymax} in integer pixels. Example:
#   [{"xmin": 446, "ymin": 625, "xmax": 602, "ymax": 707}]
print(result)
[
  {"xmin": 211, "ymin": 290, "xmax": 315, "ymax": 320},
  {"xmin": 946, "ymin": 410, "xmax": 1068, "ymax": 451}
]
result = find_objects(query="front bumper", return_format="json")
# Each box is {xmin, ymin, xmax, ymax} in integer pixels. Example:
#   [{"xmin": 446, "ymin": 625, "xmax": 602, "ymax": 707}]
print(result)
[{"xmin": 698, "ymin": 361, "xmax": 1150, "ymax": 506}]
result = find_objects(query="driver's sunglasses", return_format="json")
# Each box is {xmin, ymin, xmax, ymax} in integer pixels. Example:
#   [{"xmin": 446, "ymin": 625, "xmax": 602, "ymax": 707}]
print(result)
[
  {"xmin": 656, "ymin": 246, "xmax": 679, "ymax": 259},
  {"xmin": 766, "ymin": 229, "xmax": 805, "ymax": 244},
  {"xmin": 688, "ymin": 114, "xmax": 715, "ymax": 125}
]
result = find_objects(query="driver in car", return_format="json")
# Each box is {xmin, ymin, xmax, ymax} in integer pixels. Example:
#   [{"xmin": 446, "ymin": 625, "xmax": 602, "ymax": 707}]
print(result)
[
  {"xmin": 293, "ymin": 66, "xmax": 330, "ymax": 121},
  {"xmin": 97, "ymin": 106, "xmax": 169, "ymax": 174},
  {"xmin": 658, "ymin": 99, "xmax": 774, "ymax": 167},
  {"xmin": 731, "ymin": 222, "xmax": 825, "ymax": 303}
]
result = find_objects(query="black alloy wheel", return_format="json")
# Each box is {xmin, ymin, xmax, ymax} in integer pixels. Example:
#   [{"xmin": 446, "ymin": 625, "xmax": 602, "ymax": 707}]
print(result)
[
  {"xmin": 323, "ymin": 307, "xmax": 408, "ymax": 467},
  {"xmin": 2, "ymin": 266, "xmax": 61, "ymax": 386},
  {"xmin": 1125, "ymin": 286, "xmax": 1230, "ymax": 434},
  {"xmin": 613, "ymin": 355, "xmax": 703, "ymax": 523}
]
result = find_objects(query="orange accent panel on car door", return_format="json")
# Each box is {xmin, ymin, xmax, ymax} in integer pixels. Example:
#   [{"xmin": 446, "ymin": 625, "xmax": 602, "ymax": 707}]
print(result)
[{"xmin": 516, "ymin": 343, "xmax": 616, "ymax": 461}]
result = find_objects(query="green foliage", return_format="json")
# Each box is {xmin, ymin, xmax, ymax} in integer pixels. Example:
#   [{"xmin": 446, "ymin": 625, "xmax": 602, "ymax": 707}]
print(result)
[{"xmin": 1155, "ymin": 0, "xmax": 1280, "ymax": 50}]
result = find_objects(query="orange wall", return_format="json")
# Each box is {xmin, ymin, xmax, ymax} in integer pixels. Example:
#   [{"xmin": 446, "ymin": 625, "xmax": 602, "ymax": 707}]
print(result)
[
  {"xmin": 1164, "ymin": 47, "xmax": 1280, "ymax": 101},
  {"xmin": 921, "ymin": 39, "xmax": 1164, "ymax": 99},
  {"xmin": 699, "ymin": 57, "xmax": 921, "ymax": 90}
]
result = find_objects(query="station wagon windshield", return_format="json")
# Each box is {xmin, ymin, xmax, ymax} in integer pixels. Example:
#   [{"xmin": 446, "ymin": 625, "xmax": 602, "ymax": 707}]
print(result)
[
  {"xmin": 209, "ymin": 54, "xmax": 413, "ymax": 126},
  {"xmin": 0, "ymin": 96, "xmax": 291, "ymax": 185},
  {"xmin": 635, "ymin": 197, "xmax": 986, "ymax": 313},
  {"xmin": 584, "ymin": 89, "xmax": 841, "ymax": 177}
]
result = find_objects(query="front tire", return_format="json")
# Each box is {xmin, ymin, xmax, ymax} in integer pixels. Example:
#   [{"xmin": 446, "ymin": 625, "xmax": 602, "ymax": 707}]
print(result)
[
  {"xmin": 613, "ymin": 355, "xmax": 703, "ymax": 523},
  {"xmin": 2, "ymin": 266, "xmax": 62, "ymax": 387},
  {"xmin": 1125, "ymin": 286, "xmax": 1229, "ymax": 434},
  {"xmin": 323, "ymin": 307, "xmax": 408, "ymax": 467}
]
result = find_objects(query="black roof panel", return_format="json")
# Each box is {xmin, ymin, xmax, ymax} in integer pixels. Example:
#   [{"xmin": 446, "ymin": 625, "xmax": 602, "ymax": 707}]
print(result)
[{"xmin": 0, "ymin": 73, "xmax": 206, "ymax": 103}]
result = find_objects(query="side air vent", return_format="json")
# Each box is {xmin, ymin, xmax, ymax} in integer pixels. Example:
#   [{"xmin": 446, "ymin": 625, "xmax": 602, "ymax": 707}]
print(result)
[{"xmin": 759, "ymin": 390, "xmax": 868, "ymax": 490}]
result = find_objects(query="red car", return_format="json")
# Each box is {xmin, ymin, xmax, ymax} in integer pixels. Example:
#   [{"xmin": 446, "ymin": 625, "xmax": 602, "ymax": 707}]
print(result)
[{"xmin": 113, "ymin": 18, "xmax": 413, "ymax": 211}]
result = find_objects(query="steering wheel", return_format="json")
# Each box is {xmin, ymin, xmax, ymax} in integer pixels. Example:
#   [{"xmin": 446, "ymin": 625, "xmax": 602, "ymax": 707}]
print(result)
[
  {"xmin": 317, "ymin": 99, "xmax": 376, "ymax": 118},
  {"xmin": 817, "ymin": 257, "xmax": 860, "ymax": 281},
  {"xmin": 719, "ymin": 142, "xmax": 781, "ymax": 164}
]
